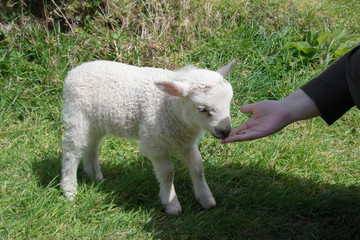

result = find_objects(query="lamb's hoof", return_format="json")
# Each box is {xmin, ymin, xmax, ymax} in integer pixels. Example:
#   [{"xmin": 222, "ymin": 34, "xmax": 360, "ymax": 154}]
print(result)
[
  {"xmin": 96, "ymin": 172, "xmax": 104, "ymax": 181},
  {"xmin": 63, "ymin": 191, "xmax": 76, "ymax": 201},
  {"xmin": 199, "ymin": 196, "xmax": 216, "ymax": 210},
  {"xmin": 61, "ymin": 184, "xmax": 77, "ymax": 201},
  {"xmin": 84, "ymin": 169, "xmax": 104, "ymax": 181},
  {"xmin": 165, "ymin": 202, "xmax": 182, "ymax": 215}
]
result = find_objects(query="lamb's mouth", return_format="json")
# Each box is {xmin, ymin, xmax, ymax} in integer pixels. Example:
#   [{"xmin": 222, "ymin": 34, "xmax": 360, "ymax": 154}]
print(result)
[{"xmin": 211, "ymin": 128, "xmax": 231, "ymax": 140}]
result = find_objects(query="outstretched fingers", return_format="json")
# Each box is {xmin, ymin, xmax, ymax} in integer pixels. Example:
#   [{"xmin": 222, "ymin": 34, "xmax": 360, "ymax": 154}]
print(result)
[
  {"xmin": 222, "ymin": 122, "xmax": 253, "ymax": 143},
  {"xmin": 239, "ymin": 103, "xmax": 257, "ymax": 114},
  {"xmin": 221, "ymin": 127, "xmax": 262, "ymax": 143}
]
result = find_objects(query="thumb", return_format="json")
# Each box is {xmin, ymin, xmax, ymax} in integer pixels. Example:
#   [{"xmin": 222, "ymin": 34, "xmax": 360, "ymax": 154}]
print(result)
[{"xmin": 240, "ymin": 103, "xmax": 257, "ymax": 114}]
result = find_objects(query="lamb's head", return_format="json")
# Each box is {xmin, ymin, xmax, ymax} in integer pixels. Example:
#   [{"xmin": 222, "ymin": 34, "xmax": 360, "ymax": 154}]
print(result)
[{"xmin": 155, "ymin": 60, "xmax": 235, "ymax": 139}]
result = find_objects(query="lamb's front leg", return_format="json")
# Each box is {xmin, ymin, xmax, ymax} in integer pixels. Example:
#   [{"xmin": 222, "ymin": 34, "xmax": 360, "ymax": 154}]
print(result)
[
  {"xmin": 181, "ymin": 145, "xmax": 216, "ymax": 209},
  {"xmin": 146, "ymin": 151, "xmax": 182, "ymax": 215}
]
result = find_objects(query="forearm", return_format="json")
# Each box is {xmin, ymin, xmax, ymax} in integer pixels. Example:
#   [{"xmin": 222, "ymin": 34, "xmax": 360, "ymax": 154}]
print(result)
[{"xmin": 280, "ymin": 89, "xmax": 320, "ymax": 124}]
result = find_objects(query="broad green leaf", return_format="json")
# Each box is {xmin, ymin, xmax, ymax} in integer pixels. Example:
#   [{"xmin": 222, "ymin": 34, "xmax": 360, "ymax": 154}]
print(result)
[
  {"xmin": 338, "ymin": 34, "xmax": 360, "ymax": 43},
  {"xmin": 334, "ymin": 47, "xmax": 353, "ymax": 59},
  {"xmin": 317, "ymin": 32, "xmax": 330, "ymax": 47},
  {"xmin": 299, "ymin": 47, "xmax": 319, "ymax": 59},
  {"xmin": 331, "ymin": 29, "xmax": 348, "ymax": 44},
  {"xmin": 288, "ymin": 42, "xmax": 301, "ymax": 49}
]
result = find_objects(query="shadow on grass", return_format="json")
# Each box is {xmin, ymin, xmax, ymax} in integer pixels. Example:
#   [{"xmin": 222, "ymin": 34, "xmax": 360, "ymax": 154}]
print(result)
[{"xmin": 32, "ymin": 155, "xmax": 360, "ymax": 239}]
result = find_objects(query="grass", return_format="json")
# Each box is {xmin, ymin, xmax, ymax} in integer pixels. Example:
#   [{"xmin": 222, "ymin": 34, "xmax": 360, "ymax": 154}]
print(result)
[{"xmin": 1, "ymin": 0, "xmax": 360, "ymax": 239}]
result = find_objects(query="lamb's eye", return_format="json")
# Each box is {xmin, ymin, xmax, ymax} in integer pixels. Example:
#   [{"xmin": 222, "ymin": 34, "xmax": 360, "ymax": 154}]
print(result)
[
  {"xmin": 198, "ymin": 107, "xmax": 207, "ymax": 113},
  {"xmin": 198, "ymin": 107, "xmax": 212, "ymax": 116}
]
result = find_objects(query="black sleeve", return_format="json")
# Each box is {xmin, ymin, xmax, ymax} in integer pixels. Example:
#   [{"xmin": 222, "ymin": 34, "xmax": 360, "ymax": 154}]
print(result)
[
  {"xmin": 347, "ymin": 45, "xmax": 360, "ymax": 109},
  {"xmin": 300, "ymin": 52, "xmax": 355, "ymax": 125}
]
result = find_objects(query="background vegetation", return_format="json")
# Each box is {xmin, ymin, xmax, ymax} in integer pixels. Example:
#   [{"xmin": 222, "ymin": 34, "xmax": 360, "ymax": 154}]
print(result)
[{"xmin": 1, "ymin": 0, "xmax": 359, "ymax": 239}]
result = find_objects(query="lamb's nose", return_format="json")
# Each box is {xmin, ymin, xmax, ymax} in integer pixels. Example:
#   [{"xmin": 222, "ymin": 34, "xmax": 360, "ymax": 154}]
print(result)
[
  {"xmin": 214, "ymin": 127, "xmax": 231, "ymax": 139},
  {"xmin": 218, "ymin": 128, "xmax": 231, "ymax": 139}
]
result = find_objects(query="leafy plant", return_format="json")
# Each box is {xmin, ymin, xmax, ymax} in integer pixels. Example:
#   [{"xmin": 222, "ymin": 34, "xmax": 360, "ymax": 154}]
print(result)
[{"xmin": 287, "ymin": 29, "xmax": 360, "ymax": 67}]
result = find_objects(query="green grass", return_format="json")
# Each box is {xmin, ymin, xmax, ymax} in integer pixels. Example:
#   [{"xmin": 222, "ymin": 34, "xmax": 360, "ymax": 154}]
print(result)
[{"xmin": 1, "ymin": 0, "xmax": 360, "ymax": 239}]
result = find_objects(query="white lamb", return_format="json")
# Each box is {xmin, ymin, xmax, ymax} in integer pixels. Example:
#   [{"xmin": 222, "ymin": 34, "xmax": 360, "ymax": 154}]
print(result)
[{"xmin": 61, "ymin": 60, "xmax": 235, "ymax": 215}]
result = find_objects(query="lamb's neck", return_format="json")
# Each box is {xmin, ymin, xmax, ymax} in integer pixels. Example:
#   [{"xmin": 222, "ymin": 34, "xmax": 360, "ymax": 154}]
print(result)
[{"xmin": 169, "ymin": 98, "xmax": 202, "ymax": 139}]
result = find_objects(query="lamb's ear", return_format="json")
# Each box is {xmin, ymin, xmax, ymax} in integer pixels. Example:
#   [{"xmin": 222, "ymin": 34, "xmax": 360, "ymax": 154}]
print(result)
[
  {"xmin": 155, "ymin": 81, "xmax": 189, "ymax": 97},
  {"xmin": 217, "ymin": 59, "xmax": 236, "ymax": 78}
]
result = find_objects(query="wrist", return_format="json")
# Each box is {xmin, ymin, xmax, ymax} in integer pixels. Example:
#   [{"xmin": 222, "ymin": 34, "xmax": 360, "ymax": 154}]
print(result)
[{"xmin": 280, "ymin": 89, "xmax": 320, "ymax": 123}]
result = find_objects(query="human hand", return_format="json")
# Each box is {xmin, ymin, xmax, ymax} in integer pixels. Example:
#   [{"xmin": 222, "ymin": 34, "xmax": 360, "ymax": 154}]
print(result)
[
  {"xmin": 222, "ymin": 89, "xmax": 320, "ymax": 143},
  {"xmin": 221, "ymin": 100, "xmax": 291, "ymax": 143}
]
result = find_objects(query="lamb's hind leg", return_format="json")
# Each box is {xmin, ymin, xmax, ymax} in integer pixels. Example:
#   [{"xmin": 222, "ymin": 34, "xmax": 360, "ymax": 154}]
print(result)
[
  {"xmin": 82, "ymin": 136, "xmax": 104, "ymax": 181},
  {"xmin": 181, "ymin": 145, "xmax": 216, "ymax": 209},
  {"xmin": 145, "ymin": 150, "xmax": 182, "ymax": 215},
  {"xmin": 61, "ymin": 124, "xmax": 89, "ymax": 200},
  {"xmin": 61, "ymin": 139, "xmax": 80, "ymax": 200}
]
